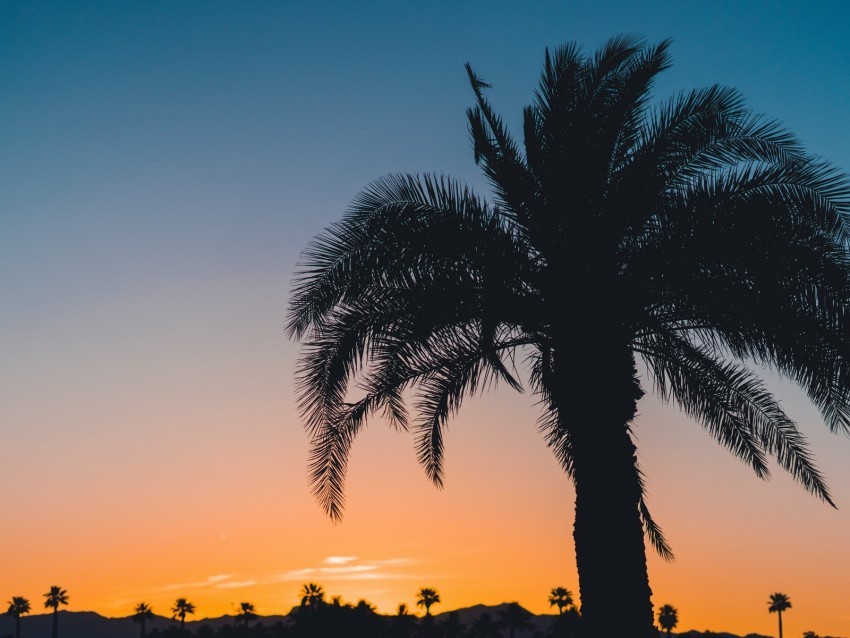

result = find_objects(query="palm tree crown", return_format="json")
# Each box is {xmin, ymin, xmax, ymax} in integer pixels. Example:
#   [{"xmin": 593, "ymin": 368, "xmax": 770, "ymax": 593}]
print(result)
[
  {"xmin": 288, "ymin": 35, "xmax": 850, "ymax": 638},
  {"xmin": 236, "ymin": 602, "xmax": 256, "ymax": 628},
  {"xmin": 300, "ymin": 583, "xmax": 326, "ymax": 608},
  {"xmin": 658, "ymin": 604, "xmax": 678, "ymax": 636},
  {"xmin": 548, "ymin": 587, "xmax": 574, "ymax": 614},
  {"xmin": 415, "ymin": 587, "xmax": 441, "ymax": 617}
]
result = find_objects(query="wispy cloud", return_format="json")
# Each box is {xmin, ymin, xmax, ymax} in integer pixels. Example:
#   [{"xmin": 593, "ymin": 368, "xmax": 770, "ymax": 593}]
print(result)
[
  {"xmin": 215, "ymin": 580, "xmax": 256, "ymax": 589},
  {"xmin": 275, "ymin": 557, "xmax": 422, "ymax": 583},
  {"xmin": 323, "ymin": 556, "xmax": 358, "ymax": 565}
]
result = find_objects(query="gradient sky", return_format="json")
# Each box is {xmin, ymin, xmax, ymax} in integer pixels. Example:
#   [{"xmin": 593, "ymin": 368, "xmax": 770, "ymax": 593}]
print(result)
[{"xmin": 3, "ymin": 1, "xmax": 850, "ymax": 636}]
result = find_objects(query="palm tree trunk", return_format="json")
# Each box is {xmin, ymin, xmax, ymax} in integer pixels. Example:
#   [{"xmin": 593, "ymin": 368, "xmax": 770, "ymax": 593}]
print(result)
[
  {"xmin": 140, "ymin": 618, "xmax": 146, "ymax": 638},
  {"xmin": 558, "ymin": 347, "xmax": 655, "ymax": 638},
  {"xmin": 52, "ymin": 609, "xmax": 58, "ymax": 638},
  {"xmin": 15, "ymin": 616, "xmax": 20, "ymax": 638},
  {"xmin": 778, "ymin": 611, "xmax": 783, "ymax": 638}
]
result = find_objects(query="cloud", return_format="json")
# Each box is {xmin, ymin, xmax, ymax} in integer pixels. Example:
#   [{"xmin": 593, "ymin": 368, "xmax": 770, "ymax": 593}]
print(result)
[
  {"xmin": 207, "ymin": 575, "xmax": 231, "ymax": 583},
  {"xmin": 323, "ymin": 556, "xmax": 358, "ymax": 565},
  {"xmin": 215, "ymin": 580, "xmax": 256, "ymax": 589}
]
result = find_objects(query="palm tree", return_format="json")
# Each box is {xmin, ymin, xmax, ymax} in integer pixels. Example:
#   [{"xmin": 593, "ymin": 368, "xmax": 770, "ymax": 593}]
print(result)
[
  {"xmin": 768, "ymin": 593, "xmax": 792, "ymax": 638},
  {"xmin": 657, "ymin": 604, "xmax": 678, "ymax": 637},
  {"xmin": 133, "ymin": 602, "xmax": 154, "ymax": 638},
  {"xmin": 236, "ymin": 602, "xmax": 256, "ymax": 631},
  {"xmin": 43, "ymin": 586, "xmax": 68, "ymax": 638},
  {"xmin": 6, "ymin": 597, "xmax": 31, "ymax": 638},
  {"xmin": 287, "ymin": 36, "xmax": 850, "ymax": 638},
  {"xmin": 299, "ymin": 582, "xmax": 325, "ymax": 608},
  {"xmin": 440, "ymin": 610, "xmax": 467, "ymax": 638},
  {"xmin": 415, "ymin": 588, "xmax": 441, "ymax": 617},
  {"xmin": 498, "ymin": 603, "xmax": 534, "ymax": 638},
  {"xmin": 171, "ymin": 598, "xmax": 195, "ymax": 634},
  {"xmin": 548, "ymin": 587, "xmax": 574, "ymax": 615}
]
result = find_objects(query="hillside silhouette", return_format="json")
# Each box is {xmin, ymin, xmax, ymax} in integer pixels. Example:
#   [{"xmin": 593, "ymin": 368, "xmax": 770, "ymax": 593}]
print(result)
[{"xmin": 0, "ymin": 607, "xmax": 783, "ymax": 638}]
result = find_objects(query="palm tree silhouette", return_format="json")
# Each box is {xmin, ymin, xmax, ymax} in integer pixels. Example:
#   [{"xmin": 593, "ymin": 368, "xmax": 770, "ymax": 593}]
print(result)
[
  {"xmin": 6, "ymin": 597, "xmax": 31, "ymax": 638},
  {"xmin": 171, "ymin": 598, "xmax": 195, "ymax": 634},
  {"xmin": 657, "ymin": 604, "xmax": 678, "ymax": 637},
  {"xmin": 440, "ymin": 610, "xmax": 466, "ymax": 638},
  {"xmin": 287, "ymin": 35, "xmax": 850, "ymax": 638},
  {"xmin": 768, "ymin": 593, "xmax": 792, "ymax": 638},
  {"xmin": 43, "ymin": 586, "xmax": 68, "ymax": 638},
  {"xmin": 548, "ymin": 587, "xmax": 574, "ymax": 615},
  {"xmin": 236, "ymin": 602, "xmax": 256, "ymax": 631},
  {"xmin": 132, "ymin": 602, "xmax": 154, "ymax": 638},
  {"xmin": 299, "ymin": 583, "xmax": 325, "ymax": 608},
  {"xmin": 415, "ymin": 588, "xmax": 441, "ymax": 617}
]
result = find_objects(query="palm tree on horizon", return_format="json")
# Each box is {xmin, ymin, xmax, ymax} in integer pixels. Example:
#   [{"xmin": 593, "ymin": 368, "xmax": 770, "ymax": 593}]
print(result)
[
  {"xmin": 769, "ymin": 593, "xmax": 792, "ymax": 638},
  {"xmin": 171, "ymin": 598, "xmax": 195, "ymax": 634},
  {"xmin": 132, "ymin": 602, "xmax": 153, "ymax": 638},
  {"xmin": 415, "ymin": 587, "xmax": 441, "ymax": 617},
  {"xmin": 6, "ymin": 596, "xmax": 31, "ymax": 638},
  {"xmin": 288, "ymin": 35, "xmax": 850, "ymax": 638},
  {"xmin": 43, "ymin": 586, "xmax": 68, "ymax": 638},
  {"xmin": 299, "ymin": 583, "xmax": 325, "ymax": 609},
  {"xmin": 498, "ymin": 603, "xmax": 535, "ymax": 638},
  {"xmin": 658, "ymin": 604, "xmax": 678, "ymax": 637},
  {"xmin": 235, "ymin": 602, "xmax": 256, "ymax": 632},
  {"xmin": 548, "ymin": 587, "xmax": 574, "ymax": 615}
]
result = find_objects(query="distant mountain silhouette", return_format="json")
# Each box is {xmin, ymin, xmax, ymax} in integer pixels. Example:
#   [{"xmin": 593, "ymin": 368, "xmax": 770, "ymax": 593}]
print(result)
[{"xmin": 0, "ymin": 607, "xmax": 827, "ymax": 638}]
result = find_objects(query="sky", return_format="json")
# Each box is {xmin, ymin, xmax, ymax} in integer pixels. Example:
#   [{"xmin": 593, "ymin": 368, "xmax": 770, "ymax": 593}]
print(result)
[{"xmin": 3, "ymin": 1, "xmax": 850, "ymax": 635}]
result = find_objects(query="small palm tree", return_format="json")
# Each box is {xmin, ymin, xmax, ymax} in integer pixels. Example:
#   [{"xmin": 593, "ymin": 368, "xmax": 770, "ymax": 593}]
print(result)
[
  {"xmin": 43, "ymin": 586, "xmax": 69, "ymax": 638},
  {"xmin": 657, "ymin": 604, "xmax": 678, "ymax": 637},
  {"xmin": 299, "ymin": 583, "xmax": 325, "ymax": 608},
  {"xmin": 236, "ymin": 602, "xmax": 256, "ymax": 631},
  {"xmin": 133, "ymin": 603, "xmax": 154, "ymax": 638},
  {"xmin": 171, "ymin": 598, "xmax": 196, "ymax": 634},
  {"xmin": 6, "ymin": 597, "xmax": 31, "ymax": 638},
  {"xmin": 768, "ymin": 593, "xmax": 792, "ymax": 638},
  {"xmin": 415, "ymin": 588, "xmax": 441, "ymax": 617},
  {"xmin": 548, "ymin": 587, "xmax": 574, "ymax": 615}
]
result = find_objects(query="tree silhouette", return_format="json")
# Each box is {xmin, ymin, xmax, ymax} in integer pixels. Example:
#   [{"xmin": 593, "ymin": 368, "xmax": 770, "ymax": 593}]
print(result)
[
  {"xmin": 133, "ymin": 602, "xmax": 154, "ymax": 638},
  {"xmin": 768, "ymin": 593, "xmax": 792, "ymax": 638},
  {"xmin": 171, "ymin": 598, "xmax": 196, "ymax": 634},
  {"xmin": 6, "ymin": 597, "xmax": 31, "ymax": 638},
  {"xmin": 43, "ymin": 586, "xmax": 68, "ymax": 638},
  {"xmin": 657, "ymin": 604, "xmax": 678, "ymax": 637},
  {"xmin": 415, "ymin": 588, "xmax": 441, "ymax": 617},
  {"xmin": 287, "ymin": 35, "xmax": 850, "ymax": 638},
  {"xmin": 498, "ymin": 603, "xmax": 534, "ymax": 638},
  {"xmin": 299, "ymin": 583, "xmax": 325, "ymax": 608},
  {"xmin": 548, "ymin": 588, "xmax": 574, "ymax": 615},
  {"xmin": 392, "ymin": 603, "xmax": 418, "ymax": 638},
  {"xmin": 236, "ymin": 602, "xmax": 256, "ymax": 631}
]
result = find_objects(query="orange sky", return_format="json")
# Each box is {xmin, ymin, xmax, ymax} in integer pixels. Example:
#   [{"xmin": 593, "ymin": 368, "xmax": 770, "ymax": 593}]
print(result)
[{"xmin": 3, "ymin": 3, "xmax": 850, "ymax": 637}]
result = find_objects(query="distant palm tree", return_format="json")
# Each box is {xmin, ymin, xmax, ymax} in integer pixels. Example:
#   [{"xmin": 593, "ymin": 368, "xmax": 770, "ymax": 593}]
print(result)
[
  {"xmin": 133, "ymin": 602, "xmax": 154, "ymax": 638},
  {"xmin": 415, "ymin": 588, "xmax": 441, "ymax": 617},
  {"xmin": 498, "ymin": 603, "xmax": 534, "ymax": 638},
  {"xmin": 299, "ymin": 583, "xmax": 325, "ymax": 608},
  {"xmin": 768, "ymin": 593, "xmax": 792, "ymax": 638},
  {"xmin": 548, "ymin": 588, "xmax": 574, "ymax": 615},
  {"xmin": 657, "ymin": 604, "xmax": 678, "ymax": 637},
  {"xmin": 469, "ymin": 612, "xmax": 501, "ymax": 638},
  {"xmin": 6, "ymin": 597, "xmax": 31, "ymax": 638},
  {"xmin": 236, "ymin": 602, "xmax": 256, "ymax": 631},
  {"xmin": 288, "ymin": 34, "xmax": 850, "ymax": 638},
  {"xmin": 43, "ymin": 586, "xmax": 69, "ymax": 638},
  {"xmin": 171, "ymin": 598, "xmax": 196, "ymax": 634}
]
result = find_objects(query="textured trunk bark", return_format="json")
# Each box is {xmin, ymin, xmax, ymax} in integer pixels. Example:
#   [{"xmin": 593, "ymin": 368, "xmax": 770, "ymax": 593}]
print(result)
[{"xmin": 556, "ymin": 346, "xmax": 655, "ymax": 638}]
